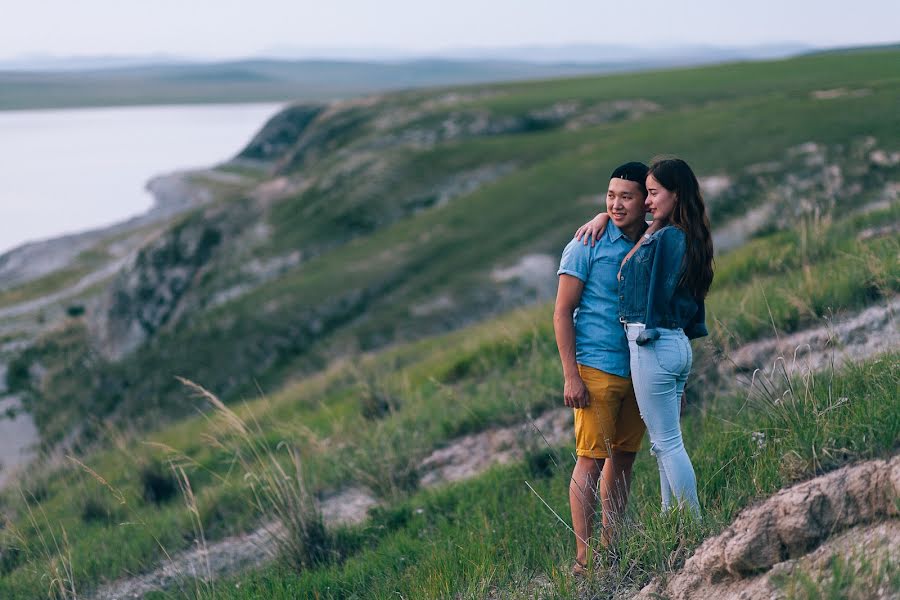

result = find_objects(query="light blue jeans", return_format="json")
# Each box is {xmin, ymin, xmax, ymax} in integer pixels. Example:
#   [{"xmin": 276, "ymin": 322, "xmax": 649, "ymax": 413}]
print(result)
[{"xmin": 625, "ymin": 323, "xmax": 700, "ymax": 517}]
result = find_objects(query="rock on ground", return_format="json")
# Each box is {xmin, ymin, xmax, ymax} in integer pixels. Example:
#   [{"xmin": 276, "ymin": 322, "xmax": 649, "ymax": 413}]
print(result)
[
  {"xmin": 420, "ymin": 408, "xmax": 571, "ymax": 487},
  {"xmin": 635, "ymin": 456, "xmax": 900, "ymax": 600},
  {"xmin": 86, "ymin": 487, "xmax": 377, "ymax": 600},
  {"xmin": 724, "ymin": 296, "xmax": 899, "ymax": 377}
]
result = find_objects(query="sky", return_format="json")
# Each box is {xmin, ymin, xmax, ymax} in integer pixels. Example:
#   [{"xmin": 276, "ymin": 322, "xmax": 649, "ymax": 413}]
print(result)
[{"xmin": 2, "ymin": 0, "xmax": 898, "ymax": 61}]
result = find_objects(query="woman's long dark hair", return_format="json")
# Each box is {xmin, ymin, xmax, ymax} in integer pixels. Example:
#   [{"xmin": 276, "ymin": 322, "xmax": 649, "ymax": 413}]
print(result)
[{"xmin": 648, "ymin": 157, "xmax": 714, "ymax": 299}]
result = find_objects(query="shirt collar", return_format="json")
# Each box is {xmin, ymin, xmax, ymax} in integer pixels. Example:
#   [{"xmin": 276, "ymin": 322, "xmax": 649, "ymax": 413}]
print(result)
[{"xmin": 606, "ymin": 220, "xmax": 625, "ymax": 242}]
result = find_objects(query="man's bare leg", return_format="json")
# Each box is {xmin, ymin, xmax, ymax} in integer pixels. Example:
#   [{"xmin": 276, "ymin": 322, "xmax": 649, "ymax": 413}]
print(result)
[
  {"xmin": 599, "ymin": 450, "xmax": 637, "ymax": 546},
  {"xmin": 570, "ymin": 455, "xmax": 604, "ymax": 567}
]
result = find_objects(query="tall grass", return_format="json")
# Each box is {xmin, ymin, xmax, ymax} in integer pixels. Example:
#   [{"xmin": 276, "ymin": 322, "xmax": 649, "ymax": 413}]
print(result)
[
  {"xmin": 177, "ymin": 377, "xmax": 331, "ymax": 571},
  {"xmin": 5, "ymin": 492, "xmax": 77, "ymax": 600},
  {"xmin": 186, "ymin": 351, "xmax": 898, "ymax": 599}
]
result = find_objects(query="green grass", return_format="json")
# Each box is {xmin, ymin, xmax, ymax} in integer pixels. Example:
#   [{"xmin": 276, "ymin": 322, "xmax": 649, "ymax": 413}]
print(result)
[
  {"xmin": 185, "ymin": 355, "xmax": 899, "ymax": 599},
  {"xmin": 8, "ymin": 47, "xmax": 899, "ymax": 448},
  {"xmin": 1, "ymin": 276, "xmax": 896, "ymax": 598},
  {"xmin": 774, "ymin": 544, "xmax": 900, "ymax": 600},
  {"xmin": 1, "ymin": 47, "xmax": 898, "ymax": 599},
  {"xmin": 708, "ymin": 208, "xmax": 900, "ymax": 342}
]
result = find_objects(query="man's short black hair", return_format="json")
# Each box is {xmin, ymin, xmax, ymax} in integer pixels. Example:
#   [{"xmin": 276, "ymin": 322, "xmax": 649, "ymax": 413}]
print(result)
[{"xmin": 610, "ymin": 161, "xmax": 649, "ymax": 196}]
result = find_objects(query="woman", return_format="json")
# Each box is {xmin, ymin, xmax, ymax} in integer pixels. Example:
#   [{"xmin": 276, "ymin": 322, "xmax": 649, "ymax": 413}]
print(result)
[{"xmin": 576, "ymin": 157, "xmax": 713, "ymax": 516}]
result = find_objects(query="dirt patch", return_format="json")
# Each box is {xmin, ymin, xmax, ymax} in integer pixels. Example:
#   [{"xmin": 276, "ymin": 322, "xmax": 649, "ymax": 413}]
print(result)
[
  {"xmin": 699, "ymin": 175, "xmax": 732, "ymax": 200},
  {"xmin": 712, "ymin": 202, "xmax": 775, "ymax": 253},
  {"xmin": 420, "ymin": 409, "xmax": 571, "ymax": 487},
  {"xmin": 491, "ymin": 253, "xmax": 559, "ymax": 301},
  {"xmin": 811, "ymin": 88, "xmax": 872, "ymax": 100},
  {"xmin": 86, "ymin": 486, "xmax": 376, "ymax": 600},
  {"xmin": 724, "ymin": 296, "xmax": 899, "ymax": 376},
  {"xmin": 635, "ymin": 456, "xmax": 900, "ymax": 600},
  {"xmin": 319, "ymin": 486, "xmax": 379, "ymax": 526}
]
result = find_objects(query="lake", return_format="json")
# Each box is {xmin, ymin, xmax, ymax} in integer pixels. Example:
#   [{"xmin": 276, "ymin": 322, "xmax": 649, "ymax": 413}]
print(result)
[{"xmin": 0, "ymin": 102, "xmax": 284, "ymax": 256}]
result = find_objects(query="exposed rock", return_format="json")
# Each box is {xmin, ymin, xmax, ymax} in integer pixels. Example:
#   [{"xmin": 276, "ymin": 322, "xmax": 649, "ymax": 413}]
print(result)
[
  {"xmin": 712, "ymin": 203, "xmax": 775, "ymax": 253},
  {"xmin": 870, "ymin": 149, "xmax": 900, "ymax": 167},
  {"xmin": 858, "ymin": 221, "xmax": 900, "ymax": 241},
  {"xmin": 235, "ymin": 103, "xmax": 325, "ymax": 163},
  {"xmin": 724, "ymin": 296, "xmax": 900, "ymax": 376},
  {"xmin": 420, "ymin": 409, "xmax": 571, "ymax": 487},
  {"xmin": 564, "ymin": 99, "xmax": 661, "ymax": 130},
  {"xmin": 320, "ymin": 486, "xmax": 379, "ymax": 526},
  {"xmin": 635, "ymin": 456, "xmax": 900, "ymax": 600},
  {"xmin": 88, "ymin": 204, "xmax": 248, "ymax": 360},
  {"xmin": 410, "ymin": 294, "xmax": 455, "ymax": 317},
  {"xmin": 699, "ymin": 175, "xmax": 732, "ymax": 200},
  {"xmin": 491, "ymin": 254, "xmax": 559, "ymax": 301},
  {"xmin": 529, "ymin": 100, "xmax": 581, "ymax": 122},
  {"xmin": 86, "ymin": 486, "xmax": 377, "ymax": 600},
  {"xmin": 811, "ymin": 88, "xmax": 872, "ymax": 100}
]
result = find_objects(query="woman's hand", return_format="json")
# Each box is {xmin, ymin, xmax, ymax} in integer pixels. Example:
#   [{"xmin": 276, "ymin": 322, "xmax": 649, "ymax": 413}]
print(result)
[{"xmin": 574, "ymin": 212, "xmax": 610, "ymax": 247}]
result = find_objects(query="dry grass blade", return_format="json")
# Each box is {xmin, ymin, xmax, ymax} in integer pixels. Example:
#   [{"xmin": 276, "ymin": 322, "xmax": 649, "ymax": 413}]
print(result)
[{"xmin": 176, "ymin": 377, "xmax": 331, "ymax": 571}]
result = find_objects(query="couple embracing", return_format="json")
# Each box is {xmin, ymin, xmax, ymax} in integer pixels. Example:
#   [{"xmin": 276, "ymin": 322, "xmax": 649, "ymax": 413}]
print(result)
[{"xmin": 553, "ymin": 158, "xmax": 714, "ymax": 575}]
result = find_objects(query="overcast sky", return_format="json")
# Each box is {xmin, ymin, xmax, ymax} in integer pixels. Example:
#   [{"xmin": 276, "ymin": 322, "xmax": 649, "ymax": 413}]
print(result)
[{"xmin": 2, "ymin": 0, "xmax": 898, "ymax": 60}]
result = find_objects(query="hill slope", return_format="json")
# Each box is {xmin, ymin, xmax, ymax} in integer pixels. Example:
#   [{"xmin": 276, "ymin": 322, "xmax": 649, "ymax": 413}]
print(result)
[
  {"xmin": 0, "ymin": 47, "xmax": 897, "ymax": 597},
  {"xmin": 2, "ymin": 47, "xmax": 899, "ymax": 451}
]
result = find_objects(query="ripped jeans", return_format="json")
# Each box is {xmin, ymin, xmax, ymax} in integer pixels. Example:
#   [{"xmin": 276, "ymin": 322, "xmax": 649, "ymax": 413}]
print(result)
[{"xmin": 625, "ymin": 323, "xmax": 701, "ymax": 517}]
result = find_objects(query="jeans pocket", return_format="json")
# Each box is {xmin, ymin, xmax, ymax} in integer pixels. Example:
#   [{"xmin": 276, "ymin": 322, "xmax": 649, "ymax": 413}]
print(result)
[{"xmin": 652, "ymin": 336, "xmax": 687, "ymax": 375}]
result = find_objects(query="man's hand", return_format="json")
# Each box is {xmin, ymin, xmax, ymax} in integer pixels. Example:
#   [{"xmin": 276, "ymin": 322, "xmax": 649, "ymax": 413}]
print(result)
[
  {"xmin": 574, "ymin": 212, "xmax": 610, "ymax": 247},
  {"xmin": 564, "ymin": 376, "xmax": 590, "ymax": 408}
]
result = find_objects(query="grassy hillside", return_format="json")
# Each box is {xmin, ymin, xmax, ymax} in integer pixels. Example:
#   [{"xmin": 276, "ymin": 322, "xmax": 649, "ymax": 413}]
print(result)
[
  {"xmin": 0, "ymin": 222, "xmax": 896, "ymax": 597},
  {"xmin": 8, "ymin": 47, "xmax": 898, "ymax": 450},
  {"xmin": 0, "ymin": 48, "xmax": 897, "ymax": 597}
]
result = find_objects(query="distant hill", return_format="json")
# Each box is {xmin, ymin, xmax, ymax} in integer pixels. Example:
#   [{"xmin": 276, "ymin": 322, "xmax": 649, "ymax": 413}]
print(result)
[
  {"xmin": 0, "ymin": 43, "xmax": 815, "ymax": 111},
  {"xmin": 0, "ymin": 58, "xmax": 620, "ymax": 111}
]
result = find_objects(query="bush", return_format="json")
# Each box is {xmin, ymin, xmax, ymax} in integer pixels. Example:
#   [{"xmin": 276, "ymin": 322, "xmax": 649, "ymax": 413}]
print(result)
[{"xmin": 140, "ymin": 461, "xmax": 178, "ymax": 505}]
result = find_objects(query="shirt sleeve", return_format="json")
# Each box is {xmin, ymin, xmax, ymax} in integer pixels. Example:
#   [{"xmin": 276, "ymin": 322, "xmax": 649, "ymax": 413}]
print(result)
[
  {"xmin": 557, "ymin": 238, "xmax": 591, "ymax": 282},
  {"xmin": 638, "ymin": 227, "xmax": 686, "ymax": 343}
]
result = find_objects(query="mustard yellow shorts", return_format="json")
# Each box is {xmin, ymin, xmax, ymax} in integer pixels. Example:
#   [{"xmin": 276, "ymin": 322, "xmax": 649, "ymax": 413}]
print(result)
[{"xmin": 574, "ymin": 364, "xmax": 645, "ymax": 458}]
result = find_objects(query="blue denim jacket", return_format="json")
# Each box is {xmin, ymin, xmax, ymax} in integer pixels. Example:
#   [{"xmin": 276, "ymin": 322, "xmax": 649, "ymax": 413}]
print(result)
[{"xmin": 618, "ymin": 225, "xmax": 708, "ymax": 345}]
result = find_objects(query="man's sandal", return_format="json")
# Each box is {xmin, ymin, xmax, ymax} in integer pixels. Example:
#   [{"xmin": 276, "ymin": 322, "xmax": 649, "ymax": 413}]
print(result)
[{"xmin": 571, "ymin": 560, "xmax": 588, "ymax": 577}]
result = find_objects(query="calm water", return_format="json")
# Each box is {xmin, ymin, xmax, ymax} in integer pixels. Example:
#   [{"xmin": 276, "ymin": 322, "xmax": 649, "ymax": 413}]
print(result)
[{"xmin": 0, "ymin": 102, "xmax": 284, "ymax": 256}]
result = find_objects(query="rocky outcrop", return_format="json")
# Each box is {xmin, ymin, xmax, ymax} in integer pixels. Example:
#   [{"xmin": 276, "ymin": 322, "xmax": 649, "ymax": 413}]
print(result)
[
  {"xmin": 724, "ymin": 296, "xmax": 900, "ymax": 376},
  {"xmin": 636, "ymin": 456, "xmax": 900, "ymax": 599},
  {"xmin": 235, "ymin": 103, "xmax": 325, "ymax": 164},
  {"xmin": 88, "ymin": 201, "xmax": 256, "ymax": 360}
]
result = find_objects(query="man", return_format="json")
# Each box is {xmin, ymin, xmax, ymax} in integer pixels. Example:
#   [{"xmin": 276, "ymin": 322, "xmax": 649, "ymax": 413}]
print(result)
[{"xmin": 553, "ymin": 162, "xmax": 650, "ymax": 575}]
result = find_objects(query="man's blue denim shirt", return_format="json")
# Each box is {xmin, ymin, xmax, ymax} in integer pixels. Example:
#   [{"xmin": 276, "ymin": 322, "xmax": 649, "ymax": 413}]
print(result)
[
  {"xmin": 618, "ymin": 225, "xmax": 708, "ymax": 345},
  {"xmin": 557, "ymin": 221, "xmax": 634, "ymax": 377}
]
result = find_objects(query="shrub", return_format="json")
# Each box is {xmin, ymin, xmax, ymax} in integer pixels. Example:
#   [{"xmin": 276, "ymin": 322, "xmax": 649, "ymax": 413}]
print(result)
[{"xmin": 140, "ymin": 461, "xmax": 178, "ymax": 505}]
